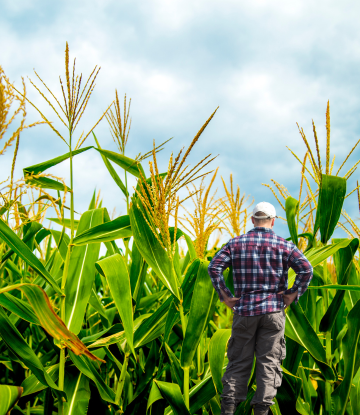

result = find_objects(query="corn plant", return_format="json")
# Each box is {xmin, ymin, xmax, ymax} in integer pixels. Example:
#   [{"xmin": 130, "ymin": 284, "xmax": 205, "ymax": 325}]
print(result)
[{"xmin": 1, "ymin": 46, "xmax": 360, "ymax": 415}]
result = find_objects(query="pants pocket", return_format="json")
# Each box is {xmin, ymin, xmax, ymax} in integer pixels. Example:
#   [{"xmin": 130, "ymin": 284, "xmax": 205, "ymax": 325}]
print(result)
[
  {"xmin": 280, "ymin": 337, "xmax": 286, "ymax": 361},
  {"xmin": 274, "ymin": 367, "xmax": 283, "ymax": 388},
  {"xmin": 264, "ymin": 312, "xmax": 283, "ymax": 331}
]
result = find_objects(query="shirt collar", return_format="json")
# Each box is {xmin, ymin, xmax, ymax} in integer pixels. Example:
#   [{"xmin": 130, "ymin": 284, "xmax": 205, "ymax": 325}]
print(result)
[{"xmin": 248, "ymin": 227, "xmax": 275, "ymax": 234}]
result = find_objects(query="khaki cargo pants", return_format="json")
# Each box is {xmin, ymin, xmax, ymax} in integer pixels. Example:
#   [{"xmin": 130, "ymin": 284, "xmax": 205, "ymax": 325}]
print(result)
[{"xmin": 221, "ymin": 310, "xmax": 286, "ymax": 409}]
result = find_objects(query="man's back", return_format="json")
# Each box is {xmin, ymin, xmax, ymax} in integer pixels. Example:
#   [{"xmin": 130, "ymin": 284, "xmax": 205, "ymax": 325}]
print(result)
[{"xmin": 208, "ymin": 227, "xmax": 313, "ymax": 316}]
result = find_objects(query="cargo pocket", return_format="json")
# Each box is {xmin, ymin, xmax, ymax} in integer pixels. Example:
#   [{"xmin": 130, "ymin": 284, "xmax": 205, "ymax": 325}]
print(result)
[
  {"xmin": 279, "ymin": 337, "xmax": 286, "ymax": 361},
  {"xmin": 227, "ymin": 337, "xmax": 235, "ymax": 361},
  {"xmin": 274, "ymin": 367, "xmax": 283, "ymax": 388}
]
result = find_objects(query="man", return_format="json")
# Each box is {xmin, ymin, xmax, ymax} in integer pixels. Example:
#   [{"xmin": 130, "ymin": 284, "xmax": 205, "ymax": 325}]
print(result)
[{"xmin": 208, "ymin": 202, "xmax": 313, "ymax": 415}]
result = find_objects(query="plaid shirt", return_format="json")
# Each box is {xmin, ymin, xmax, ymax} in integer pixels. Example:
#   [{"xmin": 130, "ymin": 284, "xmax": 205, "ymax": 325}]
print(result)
[{"xmin": 208, "ymin": 227, "xmax": 313, "ymax": 316}]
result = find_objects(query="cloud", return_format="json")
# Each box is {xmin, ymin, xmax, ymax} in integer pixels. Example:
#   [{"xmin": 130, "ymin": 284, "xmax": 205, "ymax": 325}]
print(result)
[{"xmin": 2, "ymin": 0, "xmax": 360, "ymax": 239}]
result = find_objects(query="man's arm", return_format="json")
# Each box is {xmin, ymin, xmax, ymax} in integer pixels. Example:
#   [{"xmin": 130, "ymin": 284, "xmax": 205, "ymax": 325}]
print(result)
[
  {"xmin": 282, "ymin": 246, "xmax": 313, "ymax": 307},
  {"xmin": 208, "ymin": 243, "xmax": 238, "ymax": 306}
]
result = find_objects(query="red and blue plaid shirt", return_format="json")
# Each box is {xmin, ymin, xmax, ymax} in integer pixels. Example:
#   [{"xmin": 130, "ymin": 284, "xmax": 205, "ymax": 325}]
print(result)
[{"xmin": 208, "ymin": 227, "xmax": 313, "ymax": 316}]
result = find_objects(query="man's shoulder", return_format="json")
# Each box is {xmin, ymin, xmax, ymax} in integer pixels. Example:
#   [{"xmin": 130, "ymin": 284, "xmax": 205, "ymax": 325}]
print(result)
[{"xmin": 229, "ymin": 231, "xmax": 296, "ymax": 251}]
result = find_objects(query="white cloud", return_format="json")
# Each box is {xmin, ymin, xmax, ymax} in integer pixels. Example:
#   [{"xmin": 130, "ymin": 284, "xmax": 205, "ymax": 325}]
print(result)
[{"xmin": 2, "ymin": 0, "xmax": 360, "ymax": 237}]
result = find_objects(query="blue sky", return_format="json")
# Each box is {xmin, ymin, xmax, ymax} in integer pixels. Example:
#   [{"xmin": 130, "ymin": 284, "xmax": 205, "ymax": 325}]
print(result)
[{"xmin": 2, "ymin": 0, "xmax": 360, "ymax": 240}]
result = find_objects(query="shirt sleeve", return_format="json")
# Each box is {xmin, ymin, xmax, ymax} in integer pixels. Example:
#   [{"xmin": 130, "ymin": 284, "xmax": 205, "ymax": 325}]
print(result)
[
  {"xmin": 285, "ymin": 246, "xmax": 313, "ymax": 303},
  {"xmin": 207, "ymin": 243, "xmax": 234, "ymax": 302}
]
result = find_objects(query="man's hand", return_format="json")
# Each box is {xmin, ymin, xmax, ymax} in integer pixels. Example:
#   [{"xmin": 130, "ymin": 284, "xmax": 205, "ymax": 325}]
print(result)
[
  {"xmin": 278, "ymin": 290, "xmax": 298, "ymax": 308},
  {"xmin": 220, "ymin": 289, "xmax": 240, "ymax": 309}
]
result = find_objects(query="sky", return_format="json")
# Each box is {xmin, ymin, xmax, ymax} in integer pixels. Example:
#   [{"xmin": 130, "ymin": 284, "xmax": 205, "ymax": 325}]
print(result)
[{"xmin": 1, "ymin": 0, "xmax": 360, "ymax": 241}]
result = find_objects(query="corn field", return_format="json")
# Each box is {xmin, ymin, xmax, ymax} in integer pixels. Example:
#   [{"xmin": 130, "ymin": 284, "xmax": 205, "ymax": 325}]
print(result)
[{"xmin": 1, "ymin": 44, "xmax": 360, "ymax": 415}]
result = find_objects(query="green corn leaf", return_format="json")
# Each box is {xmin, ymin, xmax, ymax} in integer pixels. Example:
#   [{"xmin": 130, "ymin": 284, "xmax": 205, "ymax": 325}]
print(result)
[
  {"xmin": 314, "ymin": 174, "xmax": 347, "ymax": 243},
  {"xmin": 181, "ymin": 260, "xmax": 215, "ymax": 368},
  {"xmin": 285, "ymin": 303, "xmax": 336, "ymax": 381},
  {"xmin": 288, "ymin": 238, "xmax": 353, "ymax": 287},
  {"xmin": 285, "ymin": 196, "xmax": 299, "ymax": 246},
  {"xmin": 95, "ymin": 253, "xmax": 134, "ymax": 356},
  {"xmin": 146, "ymin": 381, "xmax": 164, "ymax": 413},
  {"xmin": 209, "ymin": 329, "xmax": 231, "ymax": 394},
  {"xmin": 0, "ymin": 306, "xmax": 64, "ymax": 394},
  {"xmin": 48, "ymin": 217, "xmax": 79, "ymax": 230},
  {"xmin": 350, "ymin": 367, "xmax": 360, "ymax": 414},
  {"xmin": 129, "ymin": 200, "xmax": 180, "ymax": 300},
  {"xmin": 64, "ymin": 372, "xmax": 90, "ymax": 415},
  {"xmin": 21, "ymin": 364, "xmax": 59, "ymax": 397},
  {"xmin": 0, "ymin": 283, "xmax": 103, "ymax": 362},
  {"xmin": 320, "ymin": 238, "xmax": 359, "ymax": 332},
  {"xmin": 69, "ymin": 351, "xmax": 116, "ymax": 404},
  {"xmin": 88, "ymin": 289, "xmax": 110, "ymax": 328},
  {"xmin": 88, "ymin": 189, "xmax": 96, "ymax": 210},
  {"xmin": 0, "ymin": 292, "xmax": 40, "ymax": 324},
  {"xmin": 165, "ymin": 342, "xmax": 184, "ymax": 390},
  {"xmin": 307, "ymin": 285, "xmax": 360, "ymax": 291},
  {"xmin": 24, "ymin": 146, "xmax": 93, "ymax": 176},
  {"xmin": 0, "ymin": 219, "xmax": 61, "ymax": 294},
  {"xmin": 93, "ymin": 132, "xmax": 128, "ymax": 197},
  {"xmin": 94, "ymin": 147, "xmax": 145, "ymax": 178},
  {"xmin": 88, "ymin": 314, "xmax": 149, "ymax": 349},
  {"xmin": 165, "ymin": 367, "xmax": 221, "ymax": 415},
  {"xmin": 50, "ymin": 229, "xmax": 70, "ymax": 262},
  {"xmin": 1, "ymin": 221, "xmax": 43, "ymax": 264},
  {"xmin": 162, "ymin": 300, "xmax": 181, "ymax": 348},
  {"xmin": 0, "ymin": 385, "xmax": 23, "ymax": 415},
  {"xmin": 65, "ymin": 208, "xmax": 105, "ymax": 334},
  {"xmin": 276, "ymin": 367, "xmax": 302, "ymax": 413},
  {"xmin": 155, "ymin": 380, "xmax": 191, "ymax": 415},
  {"xmin": 331, "ymin": 299, "xmax": 360, "ymax": 415},
  {"xmin": 23, "ymin": 146, "xmax": 93, "ymax": 190},
  {"xmin": 73, "ymin": 215, "xmax": 132, "ymax": 246}
]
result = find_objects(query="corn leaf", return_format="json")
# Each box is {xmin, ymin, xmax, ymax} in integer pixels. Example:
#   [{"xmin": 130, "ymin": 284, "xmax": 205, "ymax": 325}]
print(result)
[
  {"xmin": 165, "ymin": 342, "xmax": 184, "ymax": 390},
  {"xmin": 1, "ymin": 221, "xmax": 42, "ymax": 264},
  {"xmin": 48, "ymin": 218, "xmax": 79, "ymax": 230},
  {"xmin": 350, "ymin": 367, "xmax": 360, "ymax": 414},
  {"xmin": 21, "ymin": 364, "xmax": 59, "ymax": 397},
  {"xmin": 64, "ymin": 372, "xmax": 90, "ymax": 415},
  {"xmin": 0, "ymin": 385, "xmax": 23, "ymax": 415},
  {"xmin": 65, "ymin": 208, "xmax": 105, "ymax": 334},
  {"xmin": 285, "ymin": 303, "xmax": 336, "ymax": 381},
  {"xmin": 95, "ymin": 253, "xmax": 134, "ymax": 356},
  {"xmin": 209, "ymin": 329, "xmax": 231, "ymax": 394},
  {"xmin": 320, "ymin": 238, "xmax": 359, "ymax": 332},
  {"xmin": 94, "ymin": 147, "xmax": 145, "ymax": 179},
  {"xmin": 0, "ymin": 292, "xmax": 40, "ymax": 325},
  {"xmin": 331, "ymin": 299, "xmax": 360, "ymax": 415},
  {"xmin": 0, "ymin": 219, "xmax": 62, "ymax": 295},
  {"xmin": 155, "ymin": 380, "xmax": 191, "ymax": 415},
  {"xmin": 316, "ymin": 174, "xmax": 347, "ymax": 243},
  {"xmin": 181, "ymin": 260, "xmax": 215, "ymax": 368},
  {"xmin": 73, "ymin": 215, "xmax": 131, "ymax": 246},
  {"xmin": 129, "ymin": 200, "xmax": 180, "ymax": 300},
  {"xmin": 93, "ymin": 132, "xmax": 128, "ymax": 197},
  {"xmin": 288, "ymin": 238, "xmax": 353, "ymax": 286},
  {"xmin": 0, "ymin": 306, "xmax": 64, "ymax": 394},
  {"xmin": 24, "ymin": 147, "xmax": 93, "ymax": 176},
  {"xmin": 69, "ymin": 351, "xmax": 116, "ymax": 404},
  {"xmin": 0, "ymin": 283, "xmax": 103, "ymax": 362},
  {"xmin": 285, "ymin": 196, "xmax": 299, "ymax": 246}
]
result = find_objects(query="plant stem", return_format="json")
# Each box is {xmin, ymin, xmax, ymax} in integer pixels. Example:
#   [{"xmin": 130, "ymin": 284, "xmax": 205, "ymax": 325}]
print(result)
[
  {"xmin": 323, "ymin": 260, "xmax": 332, "ymax": 415},
  {"xmin": 115, "ymin": 352, "xmax": 130, "ymax": 406},
  {"xmin": 179, "ymin": 303, "xmax": 187, "ymax": 336},
  {"xmin": 183, "ymin": 367, "xmax": 190, "ymax": 409},
  {"xmin": 58, "ymin": 130, "xmax": 74, "ymax": 415}
]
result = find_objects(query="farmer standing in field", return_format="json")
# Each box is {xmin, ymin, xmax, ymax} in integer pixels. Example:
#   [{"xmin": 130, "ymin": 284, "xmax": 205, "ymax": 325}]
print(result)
[{"xmin": 208, "ymin": 202, "xmax": 313, "ymax": 415}]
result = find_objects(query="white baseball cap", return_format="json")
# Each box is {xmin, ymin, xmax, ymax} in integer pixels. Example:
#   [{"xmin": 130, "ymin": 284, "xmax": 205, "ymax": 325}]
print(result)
[{"xmin": 252, "ymin": 202, "xmax": 277, "ymax": 219}]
